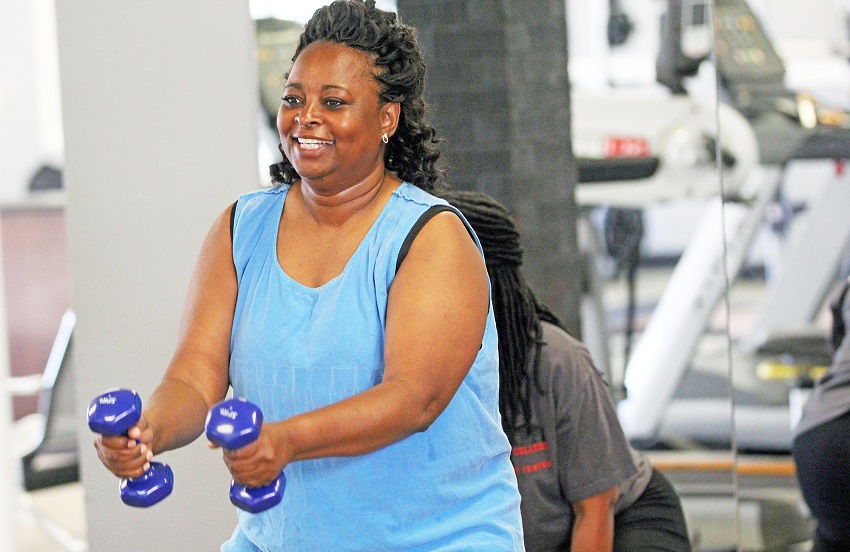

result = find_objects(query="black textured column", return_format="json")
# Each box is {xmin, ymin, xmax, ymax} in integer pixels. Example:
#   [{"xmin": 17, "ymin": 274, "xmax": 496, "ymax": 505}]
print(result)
[{"xmin": 398, "ymin": 0, "xmax": 582, "ymax": 336}]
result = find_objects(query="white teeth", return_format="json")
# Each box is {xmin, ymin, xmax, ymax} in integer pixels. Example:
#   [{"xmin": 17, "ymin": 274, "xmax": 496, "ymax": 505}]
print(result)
[{"xmin": 297, "ymin": 138, "xmax": 332, "ymax": 148}]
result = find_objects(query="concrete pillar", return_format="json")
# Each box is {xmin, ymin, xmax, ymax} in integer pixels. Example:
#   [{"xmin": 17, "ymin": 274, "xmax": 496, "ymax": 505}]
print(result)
[
  {"xmin": 55, "ymin": 2, "xmax": 259, "ymax": 549},
  {"xmin": 397, "ymin": 0, "xmax": 582, "ymax": 335}
]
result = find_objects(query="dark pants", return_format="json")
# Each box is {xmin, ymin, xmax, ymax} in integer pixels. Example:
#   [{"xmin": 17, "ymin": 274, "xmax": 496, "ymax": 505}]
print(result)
[
  {"xmin": 793, "ymin": 410, "xmax": 850, "ymax": 551},
  {"xmin": 614, "ymin": 468, "xmax": 692, "ymax": 552}
]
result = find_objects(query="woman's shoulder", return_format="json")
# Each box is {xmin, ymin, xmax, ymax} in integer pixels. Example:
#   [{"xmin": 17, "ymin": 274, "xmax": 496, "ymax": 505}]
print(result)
[
  {"xmin": 231, "ymin": 185, "xmax": 289, "ymax": 243},
  {"xmin": 233, "ymin": 185, "xmax": 289, "ymax": 223},
  {"xmin": 390, "ymin": 184, "xmax": 480, "ymax": 247},
  {"xmin": 384, "ymin": 182, "xmax": 463, "ymax": 253},
  {"xmin": 391, "ymin": 182, "xmax": 448, "ymax": 209},
  {"xmin": 237, "ymin": 184, "xmax": 288, "ymax": 204}
]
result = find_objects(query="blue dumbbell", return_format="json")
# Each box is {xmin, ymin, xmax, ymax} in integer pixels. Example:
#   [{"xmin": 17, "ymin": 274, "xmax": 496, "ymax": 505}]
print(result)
[
  {"xmin": 87, "ymin": 388, "xmax": 174, "ymax": 507},
  {"xmin": 205, "ymin": 398, "xmax": 285, "ymax": 513}
]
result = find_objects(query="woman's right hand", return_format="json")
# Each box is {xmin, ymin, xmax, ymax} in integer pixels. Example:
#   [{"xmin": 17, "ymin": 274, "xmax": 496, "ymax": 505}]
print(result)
[{"xmin": 93, "ymin": 416, "xmax": 155, "ymax": 479}]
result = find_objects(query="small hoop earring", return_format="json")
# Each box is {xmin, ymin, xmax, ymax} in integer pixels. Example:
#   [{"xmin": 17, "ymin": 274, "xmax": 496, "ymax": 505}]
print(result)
[{"xmin": 382, "ymin": 133, "xmax": 389, "ymax": 144}]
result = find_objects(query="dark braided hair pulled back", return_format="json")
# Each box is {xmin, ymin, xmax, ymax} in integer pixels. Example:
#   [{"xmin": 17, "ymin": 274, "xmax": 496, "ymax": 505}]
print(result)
[
  {"xmin": 270, "ymin": 0, "xmax": 443, "ymax": 192},
  {"xmin": 437, "ymin": 190, "xmax": 564, "ymax": 435}
]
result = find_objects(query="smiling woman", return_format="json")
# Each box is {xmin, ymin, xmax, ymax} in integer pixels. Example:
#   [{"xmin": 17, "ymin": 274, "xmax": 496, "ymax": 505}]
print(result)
[
  {"xmin": 276, "ymin": 42, "xmax": 394, "ymax": 192},
  {"xmin": 90, "ymin": 1, "xmax": 525, "ymax": 551},
  {"xmin": 270, "ymin": 5, "xmax": 440, "ymax": 192}
]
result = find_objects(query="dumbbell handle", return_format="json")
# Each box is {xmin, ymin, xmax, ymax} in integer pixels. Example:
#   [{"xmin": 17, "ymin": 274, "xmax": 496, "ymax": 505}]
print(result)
[{"xmin": 206, "ymin": 398, "xmax": 285, "ymax": 513}]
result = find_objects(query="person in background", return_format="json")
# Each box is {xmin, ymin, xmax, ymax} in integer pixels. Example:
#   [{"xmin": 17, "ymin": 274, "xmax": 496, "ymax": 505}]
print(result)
[
  {"xmin": 792, "ymin": 276, "xmax": 850, "ymax": 552},
  {"xmin": 93, "ymin": 2, "xmax": 524, "ymax": 550},
  {"xmin": 439, "ymin": 189, "xmax": 691, "ymax": 552}
]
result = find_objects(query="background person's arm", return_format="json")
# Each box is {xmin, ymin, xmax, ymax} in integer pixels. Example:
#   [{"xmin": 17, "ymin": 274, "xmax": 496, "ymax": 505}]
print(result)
[
  {"xmin": 222, "ymin": 210, "xmax": 491, "ymax": 487},
  {"xmin": 571, "ymin": 486, "xmax": 619, "ymax": 552}
]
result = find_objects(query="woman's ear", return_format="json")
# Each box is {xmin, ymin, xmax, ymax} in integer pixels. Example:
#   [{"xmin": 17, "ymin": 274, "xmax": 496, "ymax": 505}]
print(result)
[{"xmin": 381, "ymin": 102, "xmax": 401, "ymax": 139}]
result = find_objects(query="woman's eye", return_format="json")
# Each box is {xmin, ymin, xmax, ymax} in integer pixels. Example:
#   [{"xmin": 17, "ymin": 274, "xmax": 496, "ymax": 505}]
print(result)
[
  {"xmin": 325, "ymin": 98, "xmax": 344, "ymax": 108},
  {"xmin": 281, "ymin": 95, "xmax": 301, "ymax": 107}
]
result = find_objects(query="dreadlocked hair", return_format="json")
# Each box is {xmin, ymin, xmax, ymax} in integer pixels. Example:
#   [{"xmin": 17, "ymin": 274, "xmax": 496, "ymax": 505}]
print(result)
[
  {"xmin": 436, "ymin": 190, "xmax": 564, "ymax": 434},
  {"xmin": 270, "ymin": 0, "xmax": 443, "ymax": 191}
]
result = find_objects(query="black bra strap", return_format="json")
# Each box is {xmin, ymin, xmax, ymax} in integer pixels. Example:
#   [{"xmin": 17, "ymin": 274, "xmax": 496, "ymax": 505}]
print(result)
[
  {"xmin": 395, "ymin": 205, "xmax": 473, "ymax": 274},
  {"xmin": 230, "ymin": 200, "xmax": 237, "ymax": 243}
]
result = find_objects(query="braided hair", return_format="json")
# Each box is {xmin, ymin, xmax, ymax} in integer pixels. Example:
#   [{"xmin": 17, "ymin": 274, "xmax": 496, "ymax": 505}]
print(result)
[
  {"xmin": 270, "ymin": 0, "xmax": 443, "ymax": 191},
  {"xmin": 437, "ymin": 190, "xmax": 563, "ymax": 434}
]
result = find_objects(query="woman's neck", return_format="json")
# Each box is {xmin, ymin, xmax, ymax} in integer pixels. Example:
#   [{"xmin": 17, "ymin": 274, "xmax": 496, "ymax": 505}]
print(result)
[{"xmin": 297, "ymin": 168, "xmax": 393, "ymax": 227}]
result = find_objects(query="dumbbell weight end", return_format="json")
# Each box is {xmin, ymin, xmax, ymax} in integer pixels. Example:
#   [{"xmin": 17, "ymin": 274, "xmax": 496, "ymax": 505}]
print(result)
[{"xmin": 88, "ymin": 388, "xmax": 174, "ymax": 507}]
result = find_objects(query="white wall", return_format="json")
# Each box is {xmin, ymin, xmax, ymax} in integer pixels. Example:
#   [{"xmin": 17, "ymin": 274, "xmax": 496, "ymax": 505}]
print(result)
[
  {"xmin": 0, "ymin": 0, "xmax": 63, "ymax": 203},
  {"xmin": 54, "ymin": 2, "xmax": 259, "ymax": 549},
  {"xmin": 749, "ymin": 0, "xmax": 847, "ymax": 43}
]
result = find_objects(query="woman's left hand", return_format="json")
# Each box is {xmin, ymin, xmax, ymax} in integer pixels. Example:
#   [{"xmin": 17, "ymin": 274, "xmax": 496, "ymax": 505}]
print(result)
[{"xmin": 209, "ymin": 423, "xmax": 292, "ymax": 487}]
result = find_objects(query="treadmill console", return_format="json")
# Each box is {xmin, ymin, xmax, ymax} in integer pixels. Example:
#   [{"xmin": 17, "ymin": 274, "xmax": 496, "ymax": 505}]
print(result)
[
  {"xmin": 713, "ymin": 0, "xmax": 787, "ymax": 113},
  {"xmin": 657, "ymin": 0, "xmax": 710, "ymax": 94}
]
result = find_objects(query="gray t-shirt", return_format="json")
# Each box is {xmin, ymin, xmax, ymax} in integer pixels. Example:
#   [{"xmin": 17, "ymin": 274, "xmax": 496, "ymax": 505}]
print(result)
[
  {"xmin": 508, "ymin": 322, "xmax": 652, "ymax": 551},
  {"xmin": 794, "ymin": 277, "xmax": 850, "ymax": 438}
]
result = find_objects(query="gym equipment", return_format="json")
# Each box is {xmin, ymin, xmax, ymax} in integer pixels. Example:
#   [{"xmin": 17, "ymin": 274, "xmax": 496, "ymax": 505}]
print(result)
[
  {"xmin": 575, "ymin": 0, "xmax": 850, "ymax": 452},
  {"xmin": 634, "ymin": 0, "xmax": 850, "ymax": 450},
  {"xmin": 205, "ymin": 398, "xmax": 285, "ymax": 513},
  {"xmin": 606, "ymin": 0, "xmax": 634, "ymax": 47},
  {"xmin": 572, "ymin": 73, "xmax": 762, "ymax": 397},
  {"xmin": 86, "ymin": 388, "xmax": 174, "ymax": 507},
  {"xmin": 649, "ymin": 451, "xmax": 813, "ymax": 550},
  {"xmin": 11, "ymin": 309, "xmax": 87, "ymax": 551}
]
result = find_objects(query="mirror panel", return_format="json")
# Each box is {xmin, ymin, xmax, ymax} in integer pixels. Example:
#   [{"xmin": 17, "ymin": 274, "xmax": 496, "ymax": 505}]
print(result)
[
  {"xmin": 569, "ymin": 2, "xmax": 740, "ymax": 549},
  {"xmin": 713, "ymin": 0, "xmax": 850, "ymax": 549}
]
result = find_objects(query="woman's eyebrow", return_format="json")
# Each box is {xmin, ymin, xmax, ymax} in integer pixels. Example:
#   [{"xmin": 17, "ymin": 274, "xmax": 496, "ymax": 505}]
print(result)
[{"xmin": 283, "ymin": 82, "xmax": 350, "ymax": 93}]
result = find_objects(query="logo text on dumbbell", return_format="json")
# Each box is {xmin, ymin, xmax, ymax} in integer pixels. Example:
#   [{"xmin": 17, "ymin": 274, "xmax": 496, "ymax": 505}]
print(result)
[
  {"xmin": 100, "ymin": 396, "xmax": 117, "ymax": 405},
  {"xmin": 219, "ymin": 407, "xmax": 238, "ymax": 420}
]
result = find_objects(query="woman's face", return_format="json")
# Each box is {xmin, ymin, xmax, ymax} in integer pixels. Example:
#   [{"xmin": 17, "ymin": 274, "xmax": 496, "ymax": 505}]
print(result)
[{"xmin": 277, "ymin": 40, "xmax": 393, "ymax": 188}]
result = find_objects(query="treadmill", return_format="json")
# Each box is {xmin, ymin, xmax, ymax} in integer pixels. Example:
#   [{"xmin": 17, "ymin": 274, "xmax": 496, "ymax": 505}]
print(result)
[{"xmin": 616, "ymin": 0, "xmax": 850, "ymax": 453}]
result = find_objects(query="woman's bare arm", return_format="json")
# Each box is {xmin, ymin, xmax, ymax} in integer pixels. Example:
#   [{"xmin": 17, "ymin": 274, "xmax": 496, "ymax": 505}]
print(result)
[
  {"xmin": 144, "ymin": 204, "xmax": 237, "ymax": 451},
  {"xmin": 571, "ymin": 486, "xmax": 619, "ymax": 552},
  {"xmin": 95, "ymin": 204, "xmax": 236, "ymax": 478}
]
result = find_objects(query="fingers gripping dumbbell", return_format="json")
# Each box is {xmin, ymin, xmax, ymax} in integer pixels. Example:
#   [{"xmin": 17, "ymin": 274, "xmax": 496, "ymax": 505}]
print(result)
[
  {"xmin": 205, "ymin": 398, "xmax": 285, "ymax": 513},
  {"xmin": 87, "ymin": 388, "xmax": 174, "ymax": 507}
]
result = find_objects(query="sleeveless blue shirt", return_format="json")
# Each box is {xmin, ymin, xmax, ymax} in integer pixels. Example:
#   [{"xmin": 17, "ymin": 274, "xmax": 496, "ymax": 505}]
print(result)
[{"xmin": 224, "ymin": 182, "xmax": 524, "ymax": 551}]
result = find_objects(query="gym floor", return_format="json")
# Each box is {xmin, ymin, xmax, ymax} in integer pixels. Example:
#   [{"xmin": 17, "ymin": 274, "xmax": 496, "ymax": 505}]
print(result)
[
  {"xmin": 13, "ymin": 463, "xmax": 812, "ymax": 552},
  {"xmin": 16, "ymin": 482, "xmax": 87, "ymax": 552}
]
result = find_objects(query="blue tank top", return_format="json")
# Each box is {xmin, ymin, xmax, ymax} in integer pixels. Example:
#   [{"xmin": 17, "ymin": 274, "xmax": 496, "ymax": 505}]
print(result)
[{"xmin": 224, "ymin": 182, "xmax": 524, "ymax": 551}]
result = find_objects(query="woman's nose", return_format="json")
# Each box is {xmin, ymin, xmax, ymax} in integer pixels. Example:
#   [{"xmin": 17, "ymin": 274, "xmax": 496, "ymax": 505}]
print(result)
[{"xmin": 295, "ymin": 101, "xmax": 320, "ymax": 126}]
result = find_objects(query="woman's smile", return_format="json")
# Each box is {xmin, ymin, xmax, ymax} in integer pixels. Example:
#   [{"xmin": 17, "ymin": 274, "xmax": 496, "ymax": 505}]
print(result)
[{"xmin": 294, "ymin": 136, "xmax": 334, "ymax": 155}]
